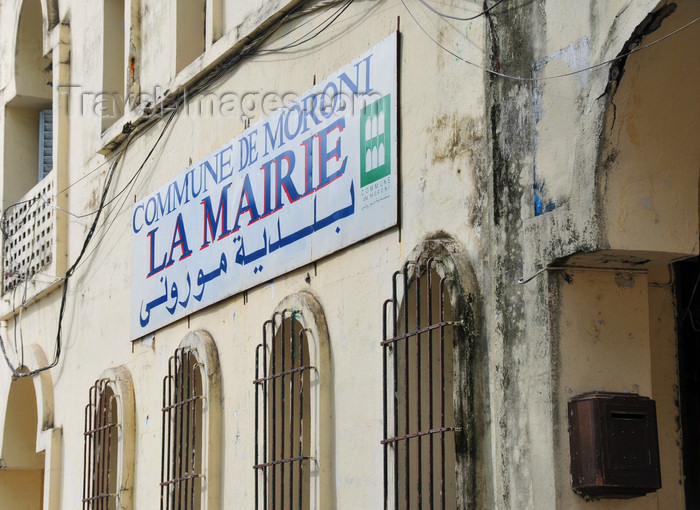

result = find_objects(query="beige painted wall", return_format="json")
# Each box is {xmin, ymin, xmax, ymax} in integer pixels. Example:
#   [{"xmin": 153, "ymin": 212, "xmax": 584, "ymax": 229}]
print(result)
[
  {"xmin": 0, "ymin": 0, "xmax": 694, "ymax": 509},
  {"xmin": 30, "ymin": 1, "xmax": 488, "ymax": 507},
  {"xmin": 0, "ymin": 468, "xmax": 44, "ymax": 510},
  {"xmin": 648, "ymin": 265, "xmax": 685, "ymax": 510},
  {"xmin": 3, "ymin": 105, "xmax": 41, "ymax": 208},
  {"xmin": 600, "ymin": 0, "xmax": 700, "ymax": 259},
  {"xmin": 552, "ymin": 267, "xmax": 685, "ymax": 509}
]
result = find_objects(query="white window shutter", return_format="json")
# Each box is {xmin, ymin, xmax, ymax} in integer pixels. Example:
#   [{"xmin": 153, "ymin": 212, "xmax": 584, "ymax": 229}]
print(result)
[{"xmin": 38, "ymin": 109, "xmax": 53, "ymax": 180}]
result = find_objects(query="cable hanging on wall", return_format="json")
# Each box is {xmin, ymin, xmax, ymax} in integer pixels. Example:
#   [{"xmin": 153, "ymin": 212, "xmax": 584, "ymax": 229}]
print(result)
[
  {"xmin": 401, "ymin": 0, "xmax": 700, "ymax": 82},
  {"xmin": 0, "ymin": 0, "xmax": 356, "ymax": 230},
  {"xmin": 416, "ymin": 0, "xmax": 506, "ymax": 21},
  {"xmin": 0, "ymin": 0, "xmax": 355, "ymax": 378},
  {"xmin": 0, "ymin": 108, "xmax": 178, "ymax": 378}
]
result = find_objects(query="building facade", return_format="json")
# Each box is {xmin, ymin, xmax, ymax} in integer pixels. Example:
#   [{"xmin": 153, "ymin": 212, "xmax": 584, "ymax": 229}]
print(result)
[{"xmin": 0, "ymin": 0, "xmax": 697, "ymax": 509}]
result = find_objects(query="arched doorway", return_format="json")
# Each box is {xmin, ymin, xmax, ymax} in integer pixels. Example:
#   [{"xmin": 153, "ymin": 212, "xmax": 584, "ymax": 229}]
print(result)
[
  {"xmin": 596, "ymin": 1, "xmax": 699, "ymax": 507},
  {"xmin": 0, "ymin": 371, "xmax": 45, "ymax": 509}
]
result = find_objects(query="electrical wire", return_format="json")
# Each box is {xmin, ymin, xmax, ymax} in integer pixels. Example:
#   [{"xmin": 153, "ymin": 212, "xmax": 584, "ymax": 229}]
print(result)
[
  {"xmin": 534, "ymin": 16, "xmax": 700, "ymax": 81},
  {"xmin": 1, "ymin": 0, "xmax": 356, "ymax": 231},
  {"xmin": 1, "ymin": 141, "xmax": 126, "ymax": 224},
  {"xmin": 74, "ymin": 110, "xmax": 179, "ymax": 275},
  {"xmin": 400, "ymin": 0, "xmax": 529, "ymax": 80},
  {"xmin": 254, "ymin": 0, "xmax": 355, "ymax": 54},
  {"xmin": 0, "ymin": 0, "xmax": 362, "ymax": 377},
  {"xmin": 259, "ymin": 0, "xmax": 349, "ymax": 46},
  {"xmin": 416, "ymin": 0, "xmax": 506, "ymax": 21},
  {"xmin": 0, "ymin": 108, "xmax": 177, "ymax": 378},
  {"xmin": 401, "ymin": 0, "xmax": 700, "ymax": 82}
]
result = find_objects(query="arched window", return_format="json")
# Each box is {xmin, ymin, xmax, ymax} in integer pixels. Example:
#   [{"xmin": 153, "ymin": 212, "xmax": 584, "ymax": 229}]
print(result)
[
  {"xmin": 256, "ymin": 311, "xmax": 311, "ymax": 509},
  {"xmin": 82, "ymin": 367, "xmax": 135, "ymax": 510},
  {"xmin": 160, "ymin": 331, "xmax": 221, "ymax": 510},
  {"xmin": 382, "ymin": 240, "xmax": 480, "ymax": 509},
  {"xmin": 83, "ymin": 381, "xmax": 118, "ymax": 509},
  {"xmin": 254, "ymin": 292, "xmax": 334, "ymax": 509}
]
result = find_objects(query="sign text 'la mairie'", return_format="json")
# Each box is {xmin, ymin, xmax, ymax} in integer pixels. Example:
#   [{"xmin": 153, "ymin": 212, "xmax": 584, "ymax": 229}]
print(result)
[{"xmin": 131, "ymin": 33, "xmax": 397, "ymax": 338}]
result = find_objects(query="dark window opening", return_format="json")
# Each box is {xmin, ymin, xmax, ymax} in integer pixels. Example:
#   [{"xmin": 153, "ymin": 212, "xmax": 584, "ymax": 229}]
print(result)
[
  {"xmin": 176, "ymin": 0, "xmax": 206, "ymax": 73},
  {"xmin": 83, "ymin": 379, "xmax": 118, "ymax": 510},
  {"xmin": 255, "ymin": 311, "xmax": 312, "ymax": 510},
  {"xmin": 382, "ymin": 259, "xmax": 460, "ymax": 510},
  {"xmin": 161, "ymin": 348, "xmax": 204, "ymax": 510}
]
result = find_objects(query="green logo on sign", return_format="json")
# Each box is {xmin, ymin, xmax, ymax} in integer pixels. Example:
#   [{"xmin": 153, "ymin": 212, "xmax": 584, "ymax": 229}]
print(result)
[{"xmin": 360, "ymin": 94, "xmax": 391, "ymax": 187}]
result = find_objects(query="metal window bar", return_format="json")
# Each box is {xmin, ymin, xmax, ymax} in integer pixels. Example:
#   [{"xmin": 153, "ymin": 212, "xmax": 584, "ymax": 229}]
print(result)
[
  {"xmin": 255, "ymin": 310, "xmax": 314, "ymax": 510},
  {"xmin": 161, "ymin": 348, "xmax": 204, "ymax": 510},
  {"xmin": 382, "ymin": 259, "xmax": 461, "ymax": 510},
  {"xmin": 83, "ymin": 379, "xmax": 118, "ymax": 510}
]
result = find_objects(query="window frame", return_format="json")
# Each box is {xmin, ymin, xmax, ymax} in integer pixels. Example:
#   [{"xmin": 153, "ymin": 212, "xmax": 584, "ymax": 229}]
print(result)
[
  {"xmin": 253, "ymin": 292, "xmax": 334, "ymax": 509},
  {"xmin": 175, "ymin": 0, "xmax": 206, "ymax": 75},
  {"xmin": 381, "ymin": 239, "xmax": 481, "ymax": 510},
  {"xmin": 82, "ymin": 366, "xmax": 135, "ymax": 510},
  {"xmin": 160, "ymin": 330, "xmax": 221, "ymax": 510}
]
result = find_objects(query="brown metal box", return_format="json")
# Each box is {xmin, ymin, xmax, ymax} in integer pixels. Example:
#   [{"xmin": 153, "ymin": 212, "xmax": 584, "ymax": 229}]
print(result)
[{"xmin": 568, "ymin": 392, "xmax": 661, "ymax": 498}]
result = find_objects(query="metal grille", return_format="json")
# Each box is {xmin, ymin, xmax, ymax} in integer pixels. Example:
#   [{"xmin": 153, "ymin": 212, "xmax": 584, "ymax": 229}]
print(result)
[
  {"xmin": 161, "ymin": 348, "xmax": 204, "ymax": 510},
  {"xmin": 254, "ymin": 311, "xmax": 313, "ymax": 510},
  {"xmin": 2, "ymin": 175, "xmax": 55, "ymax": 293},
  {"xmin": 382, "ymin": 259, "xmax": 460, "ymax": 510},
  {"xmin": 83, "ymin": 379, "xmax": 118, "ymax": 510}
]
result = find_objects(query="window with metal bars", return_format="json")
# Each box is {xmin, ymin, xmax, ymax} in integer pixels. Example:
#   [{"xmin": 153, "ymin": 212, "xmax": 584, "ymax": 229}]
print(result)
[
  {"xmin": 161, "ymin": 347, "xmax": 204, "ymax": 510},
  {"xmin": 83, "ymin": 379, "xmax": 119, "ymax": 510},
  {"xmin": 254, "ymin": 310, "xmax": 313, "ymax": 510},
  {"xmin": 382, "ymin": 258, "xmax": 468, "ymax": 510}
]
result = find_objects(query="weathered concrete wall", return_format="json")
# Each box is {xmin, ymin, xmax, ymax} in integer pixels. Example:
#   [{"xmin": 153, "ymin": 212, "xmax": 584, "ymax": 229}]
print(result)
[
  {"xmin": 0, "ymin": 0, "xmax": 694, "ymax": 508},
  {"xmin": 598, "ymin": 0, "xmax": 700, "ymax": 261},
  {"xmin": 551, "ymin": 269, "xmax": 654, "ymax": 509},
  {"xmin": 486, "ymin": 0, "xmax": 694, "ymax": 508},
  {"xmin": 2, "ymin": 0, "xmax": 492, "ymax": 508}
]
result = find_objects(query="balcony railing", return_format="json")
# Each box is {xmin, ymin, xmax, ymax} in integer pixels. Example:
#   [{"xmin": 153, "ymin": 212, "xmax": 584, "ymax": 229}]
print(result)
[{"xmin": 2, "ymin": 174, "xmax": 56, "ymax": 294}]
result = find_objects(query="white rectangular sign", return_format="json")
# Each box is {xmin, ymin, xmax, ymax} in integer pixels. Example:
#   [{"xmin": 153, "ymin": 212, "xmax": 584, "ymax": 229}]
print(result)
[{"xmin": 131, "ymin": 33, "xmax": 398, "ymax": 338}]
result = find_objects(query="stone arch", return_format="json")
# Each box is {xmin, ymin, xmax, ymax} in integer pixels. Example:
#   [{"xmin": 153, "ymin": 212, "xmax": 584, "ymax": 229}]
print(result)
[
  {"xmin": 0, "ymin": 343, "xmax": 60, "ymax": 510},
  {"xmin": 92, "ymin": 365, "xmax": 135, "ymax": 510},
  {"xmin": 0, "ymin": 343, "xmax": 54, "ymax": 457},
  {"xmin": 166, "ymin": 329, "xmax": 222, "ymax": 509},
  {"xmin": 6, "ymin": 0, "xmax": 59, "ymax": 73},
  {"xmin": 268, "ymin": 290, "xmax": 336, "ymax": 509},
  {"xmin": 1, "ymin": 0, "xmax": 64, "ymax": 106},
  {"xmin": 399, "ymin": 232, "xmax": 489, "ymax": 510},
  {"xmin": 523, "ymin": 0, "xmax": 697, "ymax": 275},
  {"xmin": 594, "ymin": 0, "xmax": 699, "ymax": 264}
]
